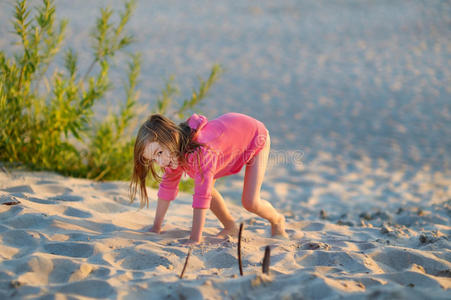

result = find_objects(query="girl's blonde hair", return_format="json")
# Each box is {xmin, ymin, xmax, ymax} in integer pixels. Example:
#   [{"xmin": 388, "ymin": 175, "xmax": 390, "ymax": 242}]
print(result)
[{"xmin": 129, "ymin": 114, "xmax": 203, "ymax": 208}]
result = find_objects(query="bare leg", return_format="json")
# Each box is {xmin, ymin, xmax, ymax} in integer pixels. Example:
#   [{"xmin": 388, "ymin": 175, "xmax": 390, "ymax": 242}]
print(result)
[
  {"xmin": 210, "ymin": 185, "xmax": 238, "ymax": 238},
  {"xmin": 242, "ymin": 133, "xmax": 288, "ymax": 238}
]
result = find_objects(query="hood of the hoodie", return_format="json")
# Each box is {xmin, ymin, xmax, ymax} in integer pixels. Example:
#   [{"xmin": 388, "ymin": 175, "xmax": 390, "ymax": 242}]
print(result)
[
  {"xmin": 186, "ymin": 113, "xmax": 226, "ymax": 148},
  {"xmin": 187, "ymin": 113, "xmax": 208, "ymax": 131}
]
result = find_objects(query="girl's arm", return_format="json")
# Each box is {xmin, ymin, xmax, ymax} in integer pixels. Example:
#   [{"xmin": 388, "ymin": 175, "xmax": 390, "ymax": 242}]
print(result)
[
  {"xmin": 187, "ymin": 147, "xmax": 218, "ymax": 243},
  {"xmin": 153, "ymin": 166, "xmax": 183, "ymax": 233},
  {"xmin": 150, "ymin": 198, "xmax": 171, "ymax": 233},
  {"xmin": 189, "ymin": 208, "xmax": 207, "ymax": 243}
]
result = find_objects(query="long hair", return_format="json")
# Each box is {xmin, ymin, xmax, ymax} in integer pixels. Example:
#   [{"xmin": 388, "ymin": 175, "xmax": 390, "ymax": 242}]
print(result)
[{"xmin": 129, "ymin": 114, "xmax": 203, "ymax": 208}]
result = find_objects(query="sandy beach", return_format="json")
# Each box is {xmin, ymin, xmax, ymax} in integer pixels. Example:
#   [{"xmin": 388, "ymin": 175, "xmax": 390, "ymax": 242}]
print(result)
[
  {"xmin": 1, "ymin": 0, "xmax": 450, "ymax": 299},
  {"xmin": 1, "ymin": 164, "xmax": 450, "ymax": 299}
]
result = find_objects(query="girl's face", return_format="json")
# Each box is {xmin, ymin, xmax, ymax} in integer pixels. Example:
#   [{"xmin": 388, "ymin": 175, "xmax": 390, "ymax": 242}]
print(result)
[{"xmin": 143, "ymin": 141, "xmax": 179, "ymax": 169}]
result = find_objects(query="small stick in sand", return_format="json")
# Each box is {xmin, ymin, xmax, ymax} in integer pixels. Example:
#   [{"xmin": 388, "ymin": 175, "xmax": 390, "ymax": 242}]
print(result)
[
  {"xmin": 238, "ymin": 222, "xmax": 244, "ymax": 276},
  {"xmin": 262, "ymin": 245, "xmax": 271, "ymax": 274},
  {"xmin": 2, "ymin": 201, "xmax": 20, "ymax": 206},
  {"xmin": 179, "ymin": 247, "xmax": 192, "ymax": 279}
]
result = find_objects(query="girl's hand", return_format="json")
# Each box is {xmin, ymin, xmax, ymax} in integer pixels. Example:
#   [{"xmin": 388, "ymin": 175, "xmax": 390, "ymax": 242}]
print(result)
[
  {"xmin": 150, "ymin": 198, "xmax": 171, "ymax": 234},
  {"xmin": 189, "ymin": 208, "xmax": 207, "ymax": 245},
  {"xmin": 149, "ymin": 225, "xmax": 162, "ymax": 234}
]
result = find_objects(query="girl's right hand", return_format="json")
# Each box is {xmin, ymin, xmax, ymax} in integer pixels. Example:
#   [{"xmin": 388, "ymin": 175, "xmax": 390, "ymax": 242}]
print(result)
[{"xmin": 149, "ymin": 225, "xmax": 162, "ymax": 234}]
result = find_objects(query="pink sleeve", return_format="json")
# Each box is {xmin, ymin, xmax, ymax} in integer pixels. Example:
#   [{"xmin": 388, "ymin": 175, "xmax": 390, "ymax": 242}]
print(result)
[
  {"xmin": 191, "ymin": 148, "xmax": 218, "ymax": 209},
  {"xmin": 157, "ymin": 166, "xmax": 183, "ymax": 201}
]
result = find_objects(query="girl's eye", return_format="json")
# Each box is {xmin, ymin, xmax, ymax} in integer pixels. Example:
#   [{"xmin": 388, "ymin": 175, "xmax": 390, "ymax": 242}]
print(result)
[{"xmin": 157, "ymin": 151, "xmax": 162, "ymax": 156}]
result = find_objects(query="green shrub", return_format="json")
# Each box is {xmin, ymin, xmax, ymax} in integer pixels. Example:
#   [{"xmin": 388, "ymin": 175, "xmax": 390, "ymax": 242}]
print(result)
[{"xmin": 0, "ymin": 0, "xmax": 222, "ymax": 186}]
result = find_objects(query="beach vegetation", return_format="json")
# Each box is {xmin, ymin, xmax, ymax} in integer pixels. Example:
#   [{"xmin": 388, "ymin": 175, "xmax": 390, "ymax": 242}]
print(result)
[{"xmin": 0, "ymin": 0, "xmax": 221, "ymax": 189}]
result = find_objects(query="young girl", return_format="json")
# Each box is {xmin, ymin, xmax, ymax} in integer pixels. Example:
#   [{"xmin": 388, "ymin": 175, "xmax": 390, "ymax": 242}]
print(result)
[{"xmin": 130, "ymin": 112, "xmax": 288, "ymax": 244}]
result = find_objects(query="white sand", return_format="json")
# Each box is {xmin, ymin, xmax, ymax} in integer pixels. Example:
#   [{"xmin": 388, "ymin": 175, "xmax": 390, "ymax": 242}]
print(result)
[{"xmin": 0, "ymin": 165, "xmax": 450, "ymax": 299}]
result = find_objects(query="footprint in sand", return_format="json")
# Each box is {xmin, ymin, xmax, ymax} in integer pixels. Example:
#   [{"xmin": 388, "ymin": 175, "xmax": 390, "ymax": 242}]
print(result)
[
  {"xmin": 58, "ymin": 280, "xmax": 115, "ymax": 298},
  {"xmin": 63, "ymin": 207, "xmax": 92, "ymax": 218},
  {"xmin": 204, "ymin": 250, "xmax": 238, "ymax": 269},
  {"xmin": 0, "ymin": 229, "xmax": 40, "ymax": 258},
  {"xmin": 299, "ymin": 251, "xmax": 373, "ymax": 273},
  {"xmin": 355, "ymin": 242, "xmax": 377, "ymax": 251},
  {"xmin": 33, "ymin": 183, "xmax": 73, "ymax": 195},
  {"xmin": 108, "ymin": 247, "xmax": 172, "ymax": 270},
  {"xmin": 35, "ymin": 180, "xmax": 58, "ymax": 185},
  {"xmin": 0, "ymin": 229, "xmax": 39, "ymax": 248},
  {"xmin": 371, "ymin": 248, "xmax": 450, "ymax": 275},
  {"xmin": 4, "ymin": 213, "xmax": 52, "ymax": 229},
  {"xmin": 0, "ymin": 205, "xmax": 23, "ymax": 219},
  {"xmin": 47, "ymin": 259, "xmax": 99, "ymax": 283},
  {"xmin": 49, "ymin": 259, "xmax": 83, "ymax": 284},
  {"xmin": 91, "ymin": 267, "xmax": 111, "ymax": 278},
  {"xmin": 25, "ymin": 196, "xmax": 57, "ymax": 205},
  {"xmin": 68, "ymin": 233, "xmax": 93, "ymax": 242},
  {"xmin": 44, "ymin": 242, "xmax": 94, "ymax": 258},
  {"xmin": 49, "ymin": 194, "xmax": 83, "ymax": 202},
  {"xmin": 91, "ymin": 182, "xmax": 120, "ymax": 190},
  {"xmin": 1, "ymin": 185, "xmax": 34, "ymax": 194}
]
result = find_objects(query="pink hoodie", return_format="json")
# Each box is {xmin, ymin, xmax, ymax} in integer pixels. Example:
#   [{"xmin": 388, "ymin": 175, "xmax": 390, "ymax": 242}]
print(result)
[{"xmin": 157, "ymin": 113, "xmax": 268, "ymax": 208}]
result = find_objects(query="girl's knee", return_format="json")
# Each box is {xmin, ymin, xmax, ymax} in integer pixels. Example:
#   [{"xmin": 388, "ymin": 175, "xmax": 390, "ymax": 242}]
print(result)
[{"xmin": 242, "ymin": 196, "xmax": 259, "ymax": 213}]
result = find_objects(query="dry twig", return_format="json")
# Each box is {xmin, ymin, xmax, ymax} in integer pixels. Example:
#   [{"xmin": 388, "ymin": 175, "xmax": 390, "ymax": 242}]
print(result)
[
  {"xmin": 238, "ymin": 222, "xmax": 244, "ymax": 276},
  {"xmin": 179, "ymin": 247, "xmax": 192, "ymax": 279},
  {"xmin": 2, "ymin": 201, "xmax": 21, "ymax": 206},
  {"xmin": 262, "ymin": 245, "xmax": 271, "ymax": 274}
]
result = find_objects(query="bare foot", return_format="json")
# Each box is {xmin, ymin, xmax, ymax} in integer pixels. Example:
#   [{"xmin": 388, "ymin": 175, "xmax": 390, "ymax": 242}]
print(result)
[
  {"xmin": 149, "ymin": 225, "xmax": 161, "ymax": 234},
  {"xmin": 271, "ymin": 214, "xmax": 288, "ymax": 239},
  {"xmin": 216, "ymin": 224, "xmax": 239, "ymax": 239}
]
